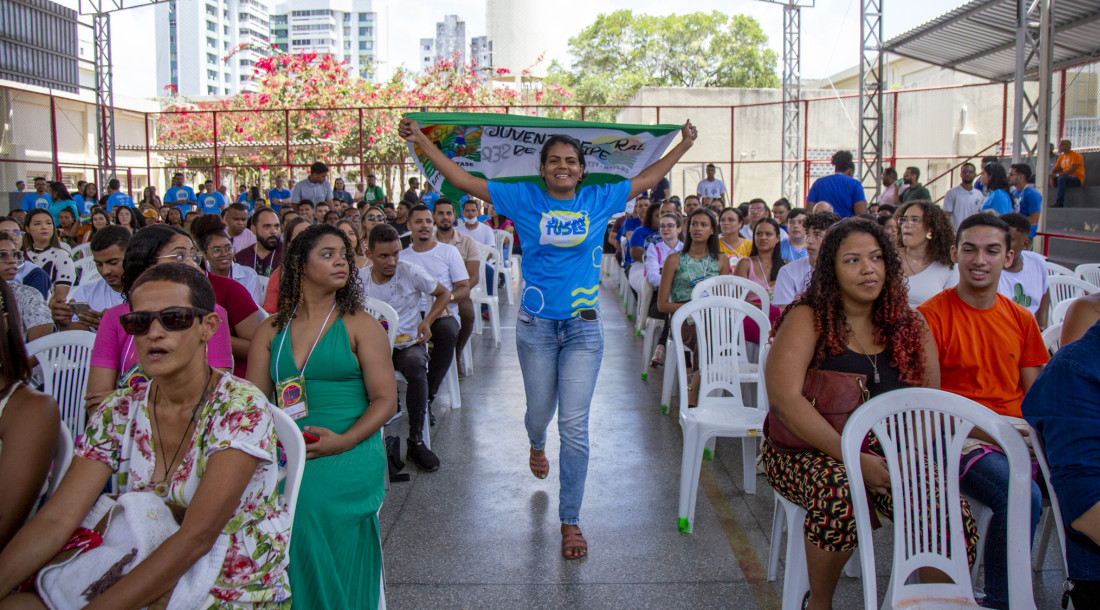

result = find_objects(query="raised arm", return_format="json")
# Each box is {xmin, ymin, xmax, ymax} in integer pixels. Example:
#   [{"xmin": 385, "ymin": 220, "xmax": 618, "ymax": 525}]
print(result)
[
  {"xmin": 399, "ymin": 117, "xmax": 492, "ymax": 203},
  {"xmin": 629, "ymin": 121, "xmax": 697, "ymax": 201}
]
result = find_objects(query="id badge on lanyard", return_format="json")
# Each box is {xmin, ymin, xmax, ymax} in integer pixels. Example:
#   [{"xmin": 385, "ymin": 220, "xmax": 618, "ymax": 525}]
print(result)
[{"xmin": 274, "ymin": 303, "xmax": 336, "ymax": 421}]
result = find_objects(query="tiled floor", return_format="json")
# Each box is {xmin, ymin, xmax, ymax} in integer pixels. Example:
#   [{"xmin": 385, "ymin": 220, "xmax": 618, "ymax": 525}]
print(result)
[{"xmin": 379, "ymin": 285, "xmax": 1068, "ymax": 609}]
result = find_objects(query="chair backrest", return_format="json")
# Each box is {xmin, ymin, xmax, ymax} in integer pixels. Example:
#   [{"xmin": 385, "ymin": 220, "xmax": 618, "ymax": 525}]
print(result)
[
  {"xmin": 756, "ymin": 341, "xmax": 771, "ymax": 410},
  {"xmin": 268, "ymin": 403, "xmax": 305, "ymax": 542},
  {"xmin": 493, "ymin": 229, "xmax": 513, "ymax": 263},
  {"xmin": 842, "ymin": 388, "xmax": 1036, "ymax": 610},
  {"xmin": 1046, "ymin": 261, "xmax": 1075, "ymax": 279},
  {"xmin": 1048, "ymin": 276, "xmax": 1098, "ymax": 314},
  {"xmin": 473, "ymin": 243, "xmax": 498, "ymax": 297},
  {"xmin": 1076, "ymin": 263, "xmax": 1100, "ymax": 289},
  {"xmin": 691, "ymin": 275, "xmax": 772, "ymax": 311},
  {"xmin": 26, "ymin": 331, "xmax": 97, "ymax": 441},
  {"xmin": 669, "ymin": 296, "xmax": 771, "ymax": 410},
  {"xmin": 74, "ymin": 257, "xmax": 100, "ymax": 287},
  {"xmin": 636, "ymin": 279, "xmax": 654, "ymax": 332},
  {"xmin": 71, "ymin": 243, "xmax": 91, "ymax": 261},
  {"xmin": 1050, "ymin": 299, "xmax": 1075, "ymax": 326},
  {"xmin": 1028, "ymin": 425, "xmax": 1071, "ymax": 577},
  {"xmin": 45, "ymin": 421, "xmax": 74, "ymax": 500},
  {"xmin": 1041, "ymin": 323, "xmax": 1063, "ymax": 355},
  {"xmin": 362, "ymin": 296, "xmax": 398, "ymax": 353}
]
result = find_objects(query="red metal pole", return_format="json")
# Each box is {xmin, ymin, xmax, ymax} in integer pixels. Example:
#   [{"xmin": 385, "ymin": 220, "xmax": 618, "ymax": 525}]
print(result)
[
  {"xmin": 890, "ymin": 92, "xmax": 899, "ymax": 168},
  {"xmin": 802, "ymin": 99, "xmax": 810, "ymax": 198},
  {"xmin": 1057, "ymin": 68, "xmax": 1067, "ymax": 141},
  {"xmin": 212, "ymin": 111, "xmax": 219, "ymax": 189},
  {"xmin": 49, "ymin": 94, "xmax": 60, "ymax": 181},
  {"xmin": 126, "ymin": 167, "xmax": 133, "ymax": 199},
  {"xmin": 144, "ymin": 113, "xmax": 152, "ymax": 193},
  {"xmin": 285, "ymin": 109, "xmax": 291, "ymax": 178},
  {"xmin": 580, "ymin": 106, "xmax": 586, "ymax": 121},
  {"xmin": 359, "ymin": 109, "xmax": 365, "ymax": 182},
  {"xmin": 656, "ymin": 106, "xmax": 661, "ymax": 124},
  {"xmin": 1000, "ymin": 82, "xmax": 1008, "ymax": 157}
]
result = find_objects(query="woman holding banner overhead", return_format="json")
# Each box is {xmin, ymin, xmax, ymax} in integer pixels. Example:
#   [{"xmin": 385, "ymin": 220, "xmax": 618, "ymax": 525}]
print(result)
[{"xmin": 399, "ymin": 115, "xmax": 696, "ymax": 559}]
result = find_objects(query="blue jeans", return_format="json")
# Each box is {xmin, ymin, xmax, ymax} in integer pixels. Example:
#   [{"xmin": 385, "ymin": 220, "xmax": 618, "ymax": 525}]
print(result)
[
  {"xmin": 1056, "ymin": 175, "xmax": 1081, "ymax": 205},
  {"xmin": 959, "ymin": 450, "xmax": 1042, "ymax": 609},
  {"xmin": 516, "ymin": 308, "xmax": 604, "ymax": 525}
]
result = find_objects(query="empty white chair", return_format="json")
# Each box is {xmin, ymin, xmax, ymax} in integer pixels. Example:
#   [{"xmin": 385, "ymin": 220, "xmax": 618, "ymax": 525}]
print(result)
[
  {"xmin": 492, "ymin": 229, "xmax": 516, "ymax": 305},
  {"xmin": 26, "ymin": 331, "xmax": 97, "ymax": 442},
  {"xmin": 674, "ymin": 297, "xmax": 771, "ymax": 533},
  {"xmin": 1050, "ymin": 299, "xmax": 1076, "ymax": 327},
  {"xmin": 471, "ymin": 244, "xmax": 501, "ymax": 347},
  {"xmin": 637, "ymin": 281, "xmax": 663, "ymax": 382},
  {"xmin": 1046, "ymin": 261, "xmax": 1076, "ymax": 279},
  {"xmin": 1076, "ymin": 263, "xmax": 1100, "ymax": 289},
  {"xmin": 268, "ymin": 403, "xmax": 306, "ymax": 546},
  {"xmin": 842, "ymin": 388, "xmax": 1037, "ymax": 610},
  {"xmin": 1048, "ymin": 277, "xmax": 1098, "ymax": 324},
  {"xmin": 635, "ymin": 273, "xmax": 652, "ymax": 336},
  {"xmin": 1042, "ymin": 323, "xmax": 1063, "ymax": 356}
]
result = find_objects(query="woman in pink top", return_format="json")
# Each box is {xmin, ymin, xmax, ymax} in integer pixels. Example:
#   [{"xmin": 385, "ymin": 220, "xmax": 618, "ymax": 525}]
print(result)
[
  {"xmin": 86, "ymin": 226, "xmax": 234, "ymax": 410},
  {"xmin": 734, "ymin": 217, "xmax": 786, "ymax": 343}
]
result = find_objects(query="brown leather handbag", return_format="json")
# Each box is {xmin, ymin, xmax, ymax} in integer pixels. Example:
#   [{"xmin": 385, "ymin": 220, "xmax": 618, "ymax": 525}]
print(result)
[{"xmin": 764, "ymin": 368, "xmax": 871, "ymax": 454}]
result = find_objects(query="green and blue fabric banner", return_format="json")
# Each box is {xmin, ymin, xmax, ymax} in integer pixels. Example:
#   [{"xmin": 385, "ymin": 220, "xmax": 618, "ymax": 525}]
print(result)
[{"xmin": 405, "ymin": 112, "xmax": 682, "ymax": 201}]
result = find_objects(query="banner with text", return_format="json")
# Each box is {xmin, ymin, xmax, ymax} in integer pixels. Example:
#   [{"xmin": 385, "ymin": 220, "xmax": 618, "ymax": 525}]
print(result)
[{"xmin": 405, "ymin": 112, "xmax": 682, "ymax": 201}]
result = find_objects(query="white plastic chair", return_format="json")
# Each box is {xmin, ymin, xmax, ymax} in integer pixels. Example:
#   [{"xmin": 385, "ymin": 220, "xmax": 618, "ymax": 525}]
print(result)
[
  {"xmin": 74, "ymin": 257, "xmax": 100, "ymax": 287},
  {"xmin": 26, "ymin": 331, "xmax": 96, "ymax": 442},
  {"xmin": 1028, "ymin": 425, "xmax": 1070, "ymax": 580},
  {"xmin": 1050, "ymin": 299, "xmax": 1075, "ymax": 327},
  {"xmin": 842, "ymin": 388, "xmax": 1038, "ymax": 610},
  {"xmin": 70, "ymin": 243, "xmax": 90, "ymax": 261},
  {"xmin": 619, "ymin": 235, "xmax": 635, "ymax": 320},
  {"xmin": 363, "ymin": 296, "xmax": 398, "ymax": 354},
  {"xmin": 1042, "ymin": 323, "xmax": 1063, "ymax": 356},
  {"xmin": 45, "ymin": 422, "xmax": 74, "ymax": 500},
  {"xmin": 492, "ymin": 229, "xmax": 516, "ymax": 305},
  {"xmin": 637, "ymin": 281, "xmax": 663, "ymax": 382},
  {"xmin": 1046, "ymin": 261, "xmax": 1075, "ymax": 279},
  {"xmin": 1048, "ymin": 277, "xmax": 1098, "ymax": 323},
  {"xmin": 1076, "ymin": 263, "xmax": 1100, "ymax": 289},
  {"xmin": 471, "ymin": 244, "xmax": 501, "ymax": 347},
  {"xmin": 635, "ymin": 273, "xmax": 651, "ymax": 336},
  {"xmin": 268, "ymin": 403, "xmax": 305, "ymax": 546},
  {"xmin": 674, "ymin": 297, "xmax": 771, "ymax": 533}
]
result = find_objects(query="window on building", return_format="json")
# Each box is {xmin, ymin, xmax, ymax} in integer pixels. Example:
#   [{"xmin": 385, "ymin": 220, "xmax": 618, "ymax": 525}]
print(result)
[
  {"xmin": 359, "ymin": 41, "xmax": 367, "ymax": 50},
  {"xmin": 360, "ymin": 27, "xmax": 372, "ymax": 36},
  {"xmin": 205, "ymin": 4, "xmax": 216, "ymax": 15},
  {"xmin": 273, "ymin": 15, "xmax": 286, "ymax": 23},
  {"xmin": 276, "ymin": 43, "xmax": 287, "ymax": 51},
  {"xmin": 208, "ymin": 86, "xmax": 217, "ymax": 95},
  {"xmin": 274, "ymin": 29, "xmax": 287, "ymax": 38},
  {"xmin": 207, "ymin": 37, "xmax": 216, "ymax": 48},
  {"xmin": 223, "ymin": 25, "xmax": 229, "ymax": 35},
  {"xmin": 224, "ymin": 72, "xmax": 231, "ymax": 82},
  {"xmin": 207, "ymin": 21, "xmax": 216, "ymax": 32},
  {"xmin": 207, "ymin": 53, "xmax": 217, "ymax": 65},
  {"xmin": 208, "ymin": 69, "xmax": 217, "ymax": 81},
  {"xmin": 359, "ymin": 13, "xmax": 368, "ymax": 22}
]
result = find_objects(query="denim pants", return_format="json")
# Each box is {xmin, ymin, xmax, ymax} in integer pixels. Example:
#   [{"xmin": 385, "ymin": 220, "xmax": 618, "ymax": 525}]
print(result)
[
  {"xmin": 959, "ymin": 450, "xmax": 1042, "ymax": 609},
  {"xmin": 516, "ymin": 308, "xmax": 604, "ymax": 525},
  {"xmin": 1056, "ymin": 175, "xmax": 1082, "ymax": 205}
]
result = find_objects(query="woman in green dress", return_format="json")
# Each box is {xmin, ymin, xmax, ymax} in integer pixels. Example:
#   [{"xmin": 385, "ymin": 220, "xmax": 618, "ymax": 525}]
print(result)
[{"xmin": 246, "ymin": 224, "xmax": 397, "ymax": 609}]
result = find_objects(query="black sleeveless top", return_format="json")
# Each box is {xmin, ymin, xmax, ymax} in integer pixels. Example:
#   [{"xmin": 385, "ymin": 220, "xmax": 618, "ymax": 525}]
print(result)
[{"xmin": 816, "ymin": 347, "xmax": 908, "ymax": 397}]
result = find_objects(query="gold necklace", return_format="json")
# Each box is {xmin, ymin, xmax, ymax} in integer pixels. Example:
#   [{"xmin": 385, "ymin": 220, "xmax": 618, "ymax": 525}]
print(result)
[
  {"xmin": 850, "ymin": 332, "xmax": 881, "ymax": 384},
  {"xmin": 151, "ymin": 367, "xmax": 213, "ymax": 498}
]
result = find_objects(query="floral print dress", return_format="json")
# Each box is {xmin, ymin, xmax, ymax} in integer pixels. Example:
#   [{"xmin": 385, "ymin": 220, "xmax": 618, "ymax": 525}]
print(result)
[{"xmin": 75, "ymin": 374, "xmax": 292, "ymax": 608}]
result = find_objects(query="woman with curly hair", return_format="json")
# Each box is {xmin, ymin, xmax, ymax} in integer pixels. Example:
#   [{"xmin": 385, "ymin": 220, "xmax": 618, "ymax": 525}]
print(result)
[
  {"xmin": 762, "ymin": 218, "xmax": 978, "ymax": 610},
  {"xmin": 895, "ymin": 200, "xmax": 958, "ymax": 307},
  {"xmin": 246, "ymin": 224, "xmax": 396, "ymax": 609}
]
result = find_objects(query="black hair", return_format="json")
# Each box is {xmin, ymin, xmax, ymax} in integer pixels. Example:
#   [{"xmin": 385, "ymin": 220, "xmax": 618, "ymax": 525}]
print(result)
[
  {"xmin": 772, "ymin": 198, "xmax": 791, "ymax": 211},
  {"xmin": 643, "ymin": 200, "xmax": 663, "ymax": 229},
  {"xmin": 804, "ymin": 211, "xmax": 842, "ymax": 233},
  {"xmin": 906, "ymin": 166, "xmax": 921, "ymax": 181},
  {"xmin": 683, "ymin": 194, "xmax": 700, "ymax": 203},
  {"xmin": 49, "ymin": 181, "xmax": 73, "ymax": 201},
  {"xmin": 433, "ymin": 198, "xmax": 455, "ymax": 214},
  {"xmin": 368, "ymin": 223, "xmax": 401, "ymax": 250},
  {"xmin": 720, "ymin": 206, "xmax": 745, "ymax": 224},
  {"xmin": 190, "ymin": 214, "xmax": 230, "ymax": 251},
  {"xmin": 786, "ymin": 208, "xmax": 808, "ymax": 222},
  {"xmin": 122, "ymin": 225, "xmax": 192, "ymax": 298},
  {"xmin": 1000, "ymin": 212, "xmax": 1032, "ymax": 236},
  {"xmin": 750, "ymin": 218, "xmax": 786, "ymax": 282},
  {"xmin": 90, "ymin": 224, "xmax": 131, "ymax": 253},
  {"xmin": 115, "ymin": 206, "xmax": 146, "ymax": 231},
  {"xmin": 539, "ymin": 134, "xmax": 587, "ymax": 189},
  {"xmin": 878, "ymin": 204, "xmax": 897, "ymax": 216},
  {"xmin": 982, "ymin": 156, "xmax": 999, "ymax": 166},
  {"xmin": 310, "ymin": 161, "xmax": 329, "ymax": 175},
  {"xmin": 956, "ymin": 213, "xmax": 1011, "ymax": 250},
  {"xmin": 1010, "ymin": 163, "xmax": 1033, "ymax": 181},
  {"xmin": 683, "ymin": 208, "xmax": 720, "ymax": 259},
  {"xmin": 408, "ymin": 203, "xmax": 432, "ymax": 218},
  {"xmin": 225, "ymin": 202, "xmax": 249, "ymax": 215},
  {"xmin": 273, "ymin": 224, "xmax": 362, "ymax": 331},
  {"xmin": 108, "ymin": 178, "xmax": 121, "ymax": 190},
  {"xmin": 884, "ymin": 166, "xmax": 897, "ymax": 177},
  {"xmin": 130, "ymin": 262, "xmax": 216, "ymax": 313},
  {"xmin": 982, "ymin": 162, "xmax": 1012, "ymax": 197},
  {"xmin": 0, "ymin": 280, "xmax": 32, "ymax": 386},
  {"xmin": 297, "ymin": 200, "xmax": 314, "ymax": 210},
  {"xmin": 323, "ymin": 211, "xmax": 340, "ymax": 224},
  {"xmin": 832, "ymin": 151, "xmax": 854, "ymax": 173}
]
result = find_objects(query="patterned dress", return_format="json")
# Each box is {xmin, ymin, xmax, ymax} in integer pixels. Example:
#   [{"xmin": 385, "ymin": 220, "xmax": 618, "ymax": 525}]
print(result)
[{"xmin": 76, "ymin": 374, "xmax": 293, "ymax": 608}]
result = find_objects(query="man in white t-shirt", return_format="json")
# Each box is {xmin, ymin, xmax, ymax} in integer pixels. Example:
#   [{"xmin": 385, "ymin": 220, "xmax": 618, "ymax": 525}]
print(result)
[
  {"xmin": 773, "ymin": 211, "xmax": 841, "ymax": 307},
  {"xmin": 997, "ymin": 212, "xmax": 1050, "ymax": 327},
  {"xmin": 433, "ymin": 199, "xmax": 482, "ymax": 364},
  {"xmin": 51, "ymin": 225, "xmax": 129, "ymax": 331},
  {"xmin": 455, "ymin": 198, "xmax": 495, "ymax": 247},
  {"xmin": 943, "ymin": 163, "xmax": 984, "ymax": 231},
  {"xmin": 696, "ymin": 163, "xmax": 727, "ymax": 204},
  {"xmin": 363, "ymin": 223, "xmax": 452, "ymax": 472},
  {"xmin": 400, "ymin": 204, "xmax": 469, "ymax": 428}
]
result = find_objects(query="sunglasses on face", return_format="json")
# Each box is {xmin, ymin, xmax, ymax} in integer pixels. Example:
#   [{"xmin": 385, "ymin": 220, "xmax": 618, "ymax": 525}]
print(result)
[
  {"xmin": 156, "ymin": 250, "xmax": 203, "ymax": 265},
  {"xmin": 0, "ymin": 250, "xmax": 25, "ymax": 262},
  {"xmin": 365, "ymin": 215, "xmax": 385, "ymax": 222},
  {"xmin": 120, "ymin": 306, "xmax": 211, "ymax": 335}
]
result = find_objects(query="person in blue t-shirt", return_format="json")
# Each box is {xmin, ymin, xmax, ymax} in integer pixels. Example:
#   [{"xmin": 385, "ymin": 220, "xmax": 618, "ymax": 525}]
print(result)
[
  {"xmin": 1008, "ymin": 163, "xmax": 1043, "ymax": 238},
  {"xmin": 268, "ymin": 176, "xmax": 292, "ymax": 211},
  {"xmin": 45, "ymin": 182, "xmax": 81, "ymax": 227},
  {"xmin": 399, "ymin": 115, "xmax": 697, "ymax": 560},
  {"xmin": 420, "ymin": 184, "xmax": 441, "ymax": 209},
  {"xmin": 197, "ymin": 186, "xmax": 227, "ymax": 214},
  {"xmin": 164, "ymin": 172, "xmax": 197, "ymax": 213},
  {"xmin": 103, "ymin": 178, "xmax": 134, "ymax": 212},
  {"xmin": 979, "ymin": 162, "xmax": 1013, "ymax": 216},
  {"xmin": 805, "ymin": 151, "xmax": 868, "ymax": 218},
  {"xmin": 20, "ymin": 177, "xmax": 52, "ymax": 211}
]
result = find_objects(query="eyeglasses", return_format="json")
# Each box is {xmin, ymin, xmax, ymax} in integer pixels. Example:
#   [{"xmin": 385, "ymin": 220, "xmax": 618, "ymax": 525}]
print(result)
[
  {"xmin": 208, "ymin": 245, "xmax": 234, "ymax": 257},
  {"xmin": 365, "ymin": 215, "xmax": 385, "ymax": 222},
  {"xmin": 897, "ymin": 216, "xmax": 924, "ymax": 226},
  {"xmin": 0, "ymin": 251, "xmax": 24, "ymax": 263},
  {"xmin": 658, "ymin": 223, "xmax": 679, "ymax": 230},
  {"xmin": 120, "ymin": 306, "xmax": 211, "ymax": 335},
  {"xmin": 156, "ymin": 250, "xmax": 203, "ymax": 265}
]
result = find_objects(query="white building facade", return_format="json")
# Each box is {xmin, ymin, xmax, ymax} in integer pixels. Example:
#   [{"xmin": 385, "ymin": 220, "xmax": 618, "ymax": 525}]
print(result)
[{"xmin": 270, "ymin": 0, "xmax": 388, "ymax": 82}]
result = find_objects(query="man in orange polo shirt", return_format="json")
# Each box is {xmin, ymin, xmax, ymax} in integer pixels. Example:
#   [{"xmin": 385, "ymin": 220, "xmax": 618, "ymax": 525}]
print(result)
[
  {"xmin": 1049, "ymin": 138, "xmax": 1085, "ymax": 208},
  {"xmin": 918, "ymin": 213, "xmax": 1048, "ymax": 609}
]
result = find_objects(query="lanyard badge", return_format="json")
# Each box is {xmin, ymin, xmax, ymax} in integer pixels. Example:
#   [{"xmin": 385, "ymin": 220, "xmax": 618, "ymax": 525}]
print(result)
[{"xmin": 275, "ymin": 374, "xmax": 308, "ymax": 420}]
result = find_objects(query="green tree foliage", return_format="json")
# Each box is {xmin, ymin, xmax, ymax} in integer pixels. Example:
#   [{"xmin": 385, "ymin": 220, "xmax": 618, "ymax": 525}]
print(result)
[{"xmin": 546, "ymin": 10, "xmax": 779, "ymax": 121}]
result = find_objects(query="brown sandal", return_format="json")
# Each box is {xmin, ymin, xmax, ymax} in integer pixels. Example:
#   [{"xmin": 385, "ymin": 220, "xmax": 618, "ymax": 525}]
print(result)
[
  {"xmin": 529, "ymin": 449, "xmax": 549, "ymax": 479},
  {"xmin": 561, "ymin": 527, "xmax": 588, "ymax": 559}
]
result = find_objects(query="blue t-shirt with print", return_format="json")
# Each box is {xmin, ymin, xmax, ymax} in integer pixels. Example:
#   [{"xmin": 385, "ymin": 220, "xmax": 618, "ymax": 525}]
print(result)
[
  {"xmin": 165, "ymin": 186, "xmax": 196, "ymax": 208},
  {"xmin": 48, "ymin": 199, "xmax": 81, "ymax": 227},
  {"xmin": 780, "ymin": 240, "xmax": 807, "ymax": 261},
  {"xmin": 105, "ymin": 192, "xmax": 134, "ymax": 211},
  {"xmin": 487, "ymin": 180, "xmax": 631, "ymax": 320},
  {"xmin": 981, "ymin": 190, "xmax": 1012, "ymax": 215},
  {"xmin": 198, "ymin": 192, "xmax": 227, "ymax": 214},
  {"xmin": 806, "ymin": 173, "xmax": 866, "ymax": 218},
  {"xmin": 420, "ymin": 190, "xmax": 441, "ymax": 210},
  {"xmin": 21, "ymin": 192, "xmax": 52, "ymax": 211}
]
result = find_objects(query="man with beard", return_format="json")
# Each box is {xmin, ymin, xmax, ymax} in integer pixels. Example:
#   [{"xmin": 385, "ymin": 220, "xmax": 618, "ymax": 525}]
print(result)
[
  {"xmin": 943, "ymin": 162, "xmax": 983, "ymax": 232},
  {"xmin": 234, "ymin": 207, "xmax": 283, "ymax": 277},
  {"xmin": 432, "ymin": 199, "xmax": 481, "ymax": 369}
]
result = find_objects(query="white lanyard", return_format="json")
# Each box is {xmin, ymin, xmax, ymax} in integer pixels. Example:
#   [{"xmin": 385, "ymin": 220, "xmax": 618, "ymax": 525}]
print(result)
[{"xmin": 275, "ymin": 302, "xmax": 337, "ymax": 377}]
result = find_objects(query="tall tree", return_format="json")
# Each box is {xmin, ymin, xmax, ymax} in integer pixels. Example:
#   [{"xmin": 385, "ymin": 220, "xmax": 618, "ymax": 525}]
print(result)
[{"xmin": 546, "ymin": 10, "xmax": 779, "ymax": 121}]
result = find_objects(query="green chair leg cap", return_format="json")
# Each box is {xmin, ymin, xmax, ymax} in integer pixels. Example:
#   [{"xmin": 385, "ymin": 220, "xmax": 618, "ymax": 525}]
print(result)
[
  {"xmin": 677, "ymin": 517, "xmax": 691, "ymax": 533},
  {"xmin": 627, "ymin": 314, "xmax": 633, "ymax": 321},
  {"xmin": 660, "ymin": 405, "xmax": 669, "ymax": 415},
  {"xmin": 702, "ymin": 448, "xmax": 714, "ymax": 461},
  {"xmin": 635, "ymin": 329, "xmax": 641, "ymax": 337},
  {"xmin": 640, "ymin": 372, "xmax": 647, "ymax": 381}
]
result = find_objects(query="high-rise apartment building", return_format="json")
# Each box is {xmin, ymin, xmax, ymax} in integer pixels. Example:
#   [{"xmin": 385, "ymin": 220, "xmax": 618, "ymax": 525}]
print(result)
[
  {"xmin": 470, "ymin": 35, "xmax": 489, "ymax": 80},
  {"xmin": 156, "ymin": 0, "xmax": 273, "ymax": 97},
  {"xmin": 270, "ymin": 0, "xmax": 388, "ymax": 82},
  {"xmin": 434, "ymin": 15, "xmax": 465, "ymax": 67},
  {"xmin": 419, "ymin": 38, "xmax": 435, "ymax": 73}
]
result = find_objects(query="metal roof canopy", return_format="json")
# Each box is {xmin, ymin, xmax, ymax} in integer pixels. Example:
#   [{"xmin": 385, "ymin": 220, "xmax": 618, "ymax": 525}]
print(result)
[{"xmin": 882, "ymin": 0, "xmax": 1100, "ymax": 82}]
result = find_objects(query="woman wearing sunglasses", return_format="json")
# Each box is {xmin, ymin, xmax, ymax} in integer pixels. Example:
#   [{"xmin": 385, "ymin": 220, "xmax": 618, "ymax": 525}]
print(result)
[
  {"xmin": 246, "ymin": 224, "xmax": 396, "ymax": 609},
  {"xmin": 84, "ymin": 225, "xmax": 234, "ymax": 410},
  {"xmin": 359, "ymin": 205, "xmax": 386, "ymax": 243},
  {"xmin": 0, "ymin": 264, "xmax": 292, "ymax": 607},
  {"xmin": 0, "ymin": 232, "xmax": 52, "ymax": 342}
]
